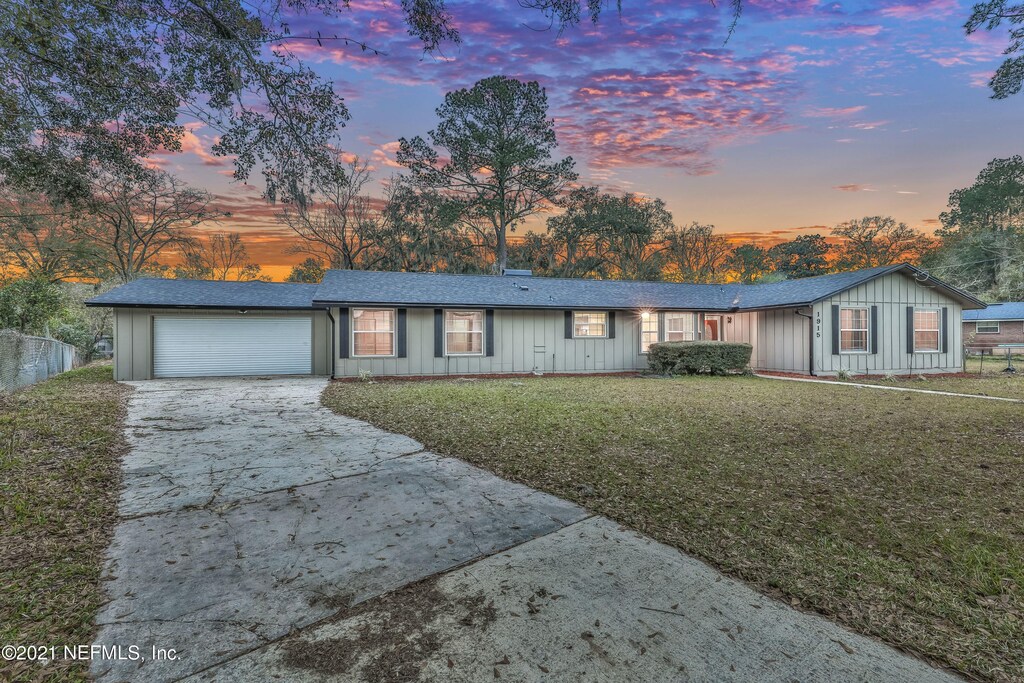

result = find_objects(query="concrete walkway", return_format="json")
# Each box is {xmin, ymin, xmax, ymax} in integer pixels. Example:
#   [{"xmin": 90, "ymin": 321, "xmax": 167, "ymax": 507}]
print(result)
[
  {"xmin": 756, "ymin": 372, "xmax": 1024, "ymax": 403},
  {"xmin": 94, "ymin": 378, "xmax": 958, "ymax": 683}
]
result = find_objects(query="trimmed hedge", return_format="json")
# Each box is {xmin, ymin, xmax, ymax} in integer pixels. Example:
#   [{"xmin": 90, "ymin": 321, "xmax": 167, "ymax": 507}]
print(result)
[{"xmin": 647, "ymin": 341, "xmax": 753, "ymax": 375}]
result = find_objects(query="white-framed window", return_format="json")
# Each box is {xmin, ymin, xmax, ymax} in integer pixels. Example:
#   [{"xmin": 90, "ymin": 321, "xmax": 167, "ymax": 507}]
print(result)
[
  {"xmin": 976, "ymin": 320, "xmax": 1000, "ymax": 334},
  {"xmin": 351, "ymin": 308, "xmax": 396, "ymax": 357},
  {"xmin": 639, "ymin": 312, "xmax": 695, "ymax": 353},
  {"xmin": 640, "ymin": 313, "xmax": 659, "ymax": 354},
  {"xmin": 573, "ymin": 311, "xmax": 607, "ymax": 338},
  {"xmin": 914, "ymin": 308, "xmax": 940, "ymax": 352},
  {"xmin": 665, "ymin": 312, "xmax": 695, "ymax": 342},
  {"xmin": 839, "ymin": 307, "xmax": 869, "ymax": 353},
  {"xmin": 445, "ymin": 310, "xmax": 484, "ymax": 356}
]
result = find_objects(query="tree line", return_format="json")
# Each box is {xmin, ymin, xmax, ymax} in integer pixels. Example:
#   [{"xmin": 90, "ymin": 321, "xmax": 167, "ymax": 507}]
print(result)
[
  {"xmin": 3, "ymin": 75, "xmax": 1022, "ymax": 308},
  {"xmin": 274, "ymin": 76, "xmax": 934, "ymax": 286}
]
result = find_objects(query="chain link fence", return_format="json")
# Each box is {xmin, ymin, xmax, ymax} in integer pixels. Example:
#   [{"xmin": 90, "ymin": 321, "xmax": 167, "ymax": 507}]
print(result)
[{"xmin": 1, "ymin": 330, "xmax": 82, "ymax": 394}]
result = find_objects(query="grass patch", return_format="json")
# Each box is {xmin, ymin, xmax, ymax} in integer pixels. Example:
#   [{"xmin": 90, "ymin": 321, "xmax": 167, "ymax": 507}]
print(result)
[
  {"xmin": 965, "ymin": 354, "xmax": 1024, "ymax": 375},
  {"xmin": 323, "ymin": 375, "xmax": 1023, "ymax": 682},
  {"xmin": 861, "ymin": 374, "xmax": 1024, "ymax": 401},
  {"xmin": 853, "ymin": 356, "xmax": 1024, "ymax": 400},
  {"xmin": 0, "ymin": 365, "xmax": 130, "ymax": 682}
]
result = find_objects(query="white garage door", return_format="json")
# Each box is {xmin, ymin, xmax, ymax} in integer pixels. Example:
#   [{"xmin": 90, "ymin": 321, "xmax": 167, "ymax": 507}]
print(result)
[{"xmin": 153, "ymin": 316, "xmax": 312, "ymax": 378}]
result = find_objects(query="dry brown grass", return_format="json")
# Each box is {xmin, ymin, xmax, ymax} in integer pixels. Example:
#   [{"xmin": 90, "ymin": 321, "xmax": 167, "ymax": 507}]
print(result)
[
  {"xmin": 0, "ymin": 365, "xmax": 130, "ymax": 682},
  {"xmin": 323, "ymin": 375, "xmax": 1024, "ymax": 682}
]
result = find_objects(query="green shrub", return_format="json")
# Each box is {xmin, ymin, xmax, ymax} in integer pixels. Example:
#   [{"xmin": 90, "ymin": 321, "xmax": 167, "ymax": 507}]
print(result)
[
  {"xmin": 647, "ymin": 341, "xmax": 753, "ymax": 375},
  {"xmin": 52, "ymin": 320, "xmax": 97, "ymax": 361}
]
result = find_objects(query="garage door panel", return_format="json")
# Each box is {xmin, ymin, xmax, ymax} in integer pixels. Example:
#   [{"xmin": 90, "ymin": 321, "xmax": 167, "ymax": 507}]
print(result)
[{"xmin": 153, "ymin": 317, "xmax": 312, "ymax": 378}]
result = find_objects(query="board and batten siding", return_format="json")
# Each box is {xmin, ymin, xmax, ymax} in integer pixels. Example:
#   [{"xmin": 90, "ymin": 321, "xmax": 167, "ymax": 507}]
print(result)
[
  {"xmin": 811, "ymin": 271, "xmax": 963, "ymax": 376},
  {"xmin": 332, "ymin": 307, "xmax": 652, "ymax": 377},
  {"xmin": 112, "ymin": 308, "xmax": 330, "ymax": 381},
  {"xmin": 728, "ymin": 308, "xmax": 810, "ymax": 374}
]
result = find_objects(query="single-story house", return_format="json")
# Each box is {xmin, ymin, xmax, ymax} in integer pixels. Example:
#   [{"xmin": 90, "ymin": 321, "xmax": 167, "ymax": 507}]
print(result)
[
  {"xmin": 86, "ymin": 263, "xmax": 985, "ymax": 380},
  {"xmin": 962, "ymin": 302, "xmax": 1024, "ymax": 353}
]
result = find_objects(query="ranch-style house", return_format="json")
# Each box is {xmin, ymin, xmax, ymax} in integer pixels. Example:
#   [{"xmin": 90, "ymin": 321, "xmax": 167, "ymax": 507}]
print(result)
[{"xmin": 87, "ymin": 263, "xmax": 985, "ymax": 380}]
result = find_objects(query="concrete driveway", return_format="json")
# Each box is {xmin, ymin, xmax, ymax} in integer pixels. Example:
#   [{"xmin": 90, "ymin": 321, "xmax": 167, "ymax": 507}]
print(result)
[{"xmin": 93, "ymin": 377, "xmax": 958, "ymax": 682}]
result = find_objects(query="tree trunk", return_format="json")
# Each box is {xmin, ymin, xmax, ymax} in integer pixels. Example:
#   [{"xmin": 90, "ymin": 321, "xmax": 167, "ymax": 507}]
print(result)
[{"xmin": 496, "ymin": 220, "xmax": 507, "ymax": 273}]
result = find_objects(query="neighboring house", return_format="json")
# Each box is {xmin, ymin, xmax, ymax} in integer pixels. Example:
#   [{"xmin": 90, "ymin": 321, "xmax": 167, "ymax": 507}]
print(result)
[
  {"xmin": 93, "ymin": 334, "xmax": 114, "ymax": 358},
  {"xmin": 962, "ymin": 302, "xmax": 1024, "ymax": 352},
  {"xmin": 86, "ymin": 263, "xmax": 985, "ymax": 381}
]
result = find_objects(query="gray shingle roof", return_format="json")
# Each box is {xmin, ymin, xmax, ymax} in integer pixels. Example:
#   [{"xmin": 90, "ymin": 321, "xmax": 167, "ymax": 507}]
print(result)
[
  {"xmin": 311, "ymin": 264, "xmax": 986, "ymax": 311},
  {"xmin": 314, "ymin": 269, "xmax": 744, "ymax": 310},
  {"xmin": 963, "ymin": 302, "xmax": 1024, "ymax": 320},
  {"xmin": 85, "ymin": 278, "xmax": 318, "ymax": 309},
  {"xmin": 87, "ymin": 264, "xmax": 986, "ymax": 312}
]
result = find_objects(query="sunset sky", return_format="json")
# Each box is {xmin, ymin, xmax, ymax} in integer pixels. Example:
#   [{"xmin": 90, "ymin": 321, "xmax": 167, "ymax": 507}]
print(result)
[{"xmin": 149, "ymin": 0, "xmax": 1023, "ymax": 280}]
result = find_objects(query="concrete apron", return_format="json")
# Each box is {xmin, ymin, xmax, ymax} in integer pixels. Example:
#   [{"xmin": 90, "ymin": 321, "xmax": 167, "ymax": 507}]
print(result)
[
  {"xmin": 93, "ymin": 377, "xmax": 958, "ymax": 683},
  {"xmin": 92, "ymin": 377, "xmax": 586, "ymax": 682}
]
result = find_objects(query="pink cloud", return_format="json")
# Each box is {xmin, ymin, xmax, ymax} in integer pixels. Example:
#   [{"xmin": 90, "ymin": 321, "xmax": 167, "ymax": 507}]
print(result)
[
  {"xmin": 849, "ymin": 120, "xmax": 889, "ymax": 130},
  {"xmin": 149, "ymin": 122, "xmax": 226, "ymax": 168},
  {"xmin": 804, "ymin": 105, "xmax": 867, "ymax": 118},
  {"xmin": 833, "ymin": 184, "xmax": 875, "ymax": 192},
  {"xmin": 815, "ymin": 24, "xmax": 883, "ymax": 38},
  {"xmin": 557, "ymin": 60, "xmax": 796, "ymax": 171},
  {"xmin": 756, "ymin": 54, "xmax": 798, "ymax": 74},
  {"xmin": 879, "ymin": 0, "xmax": 958, "ymax": 20},
  {"xmin": 278, "ymin": 3, "xmax": 803, "ymax": 175},
  {"xmin": 970, "ymin": 71, "xmax": 995, "ymax": 88},
  {"xmin": 370, "ymin": 141, "xmax": 403, "ymax": 169},
  {"xmin": 169, "ymin": 0, "xmax": 994, "ymax": 189}
]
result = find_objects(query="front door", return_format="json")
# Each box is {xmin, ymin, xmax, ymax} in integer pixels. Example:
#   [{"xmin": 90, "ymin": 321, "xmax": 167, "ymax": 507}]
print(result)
[{"xmin": 704, "ymin": 315, "xmax": 722, "ymax": 341}]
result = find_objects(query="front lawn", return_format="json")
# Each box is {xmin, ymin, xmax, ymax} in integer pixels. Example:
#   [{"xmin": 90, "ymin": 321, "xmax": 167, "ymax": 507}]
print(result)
[
  {"xmin": 0, "ymin": 366, "xmax": 130, "ymax": 682},
  {"xmin": 323, "ymin": 375, "xmax": 1023, "ymax": 682}
]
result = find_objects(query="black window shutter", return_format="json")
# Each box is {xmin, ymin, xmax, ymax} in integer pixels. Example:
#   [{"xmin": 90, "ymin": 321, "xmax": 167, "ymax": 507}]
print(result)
[
  {"xmin": 564, "ymin": 311, "xmax": 573, "ymax": 339},
  {"xmin": 870, "ymin": 305, "xmax": 878, "ymax": 354},
  {"xmin": 906, "ymin": 306, "xmax": 915, "ymax": 354},
  {"xmin": 434, "ymin": 309, "xmax": 444, "ymax": 358},
  {"xmin": 831, "ymin": 305, "xmax": 840, "ymax": 355},
  {"xmin": 608, "ymin": 311, "xmax": 616, "ymax": 339},
  {"xmin": 397, "ymin": 309, "xmax": 407, "ymax": 358},
  {"xmin": 941, "ymin": 307, "xmax": 949, "ymax": 353},
  {"xmin": 485, "ymin": 309, "xmax": 495, "ymax": 357},
  {"xmin": 338, "ymin": 308, "xmax": 349, "ymax": 359}
]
